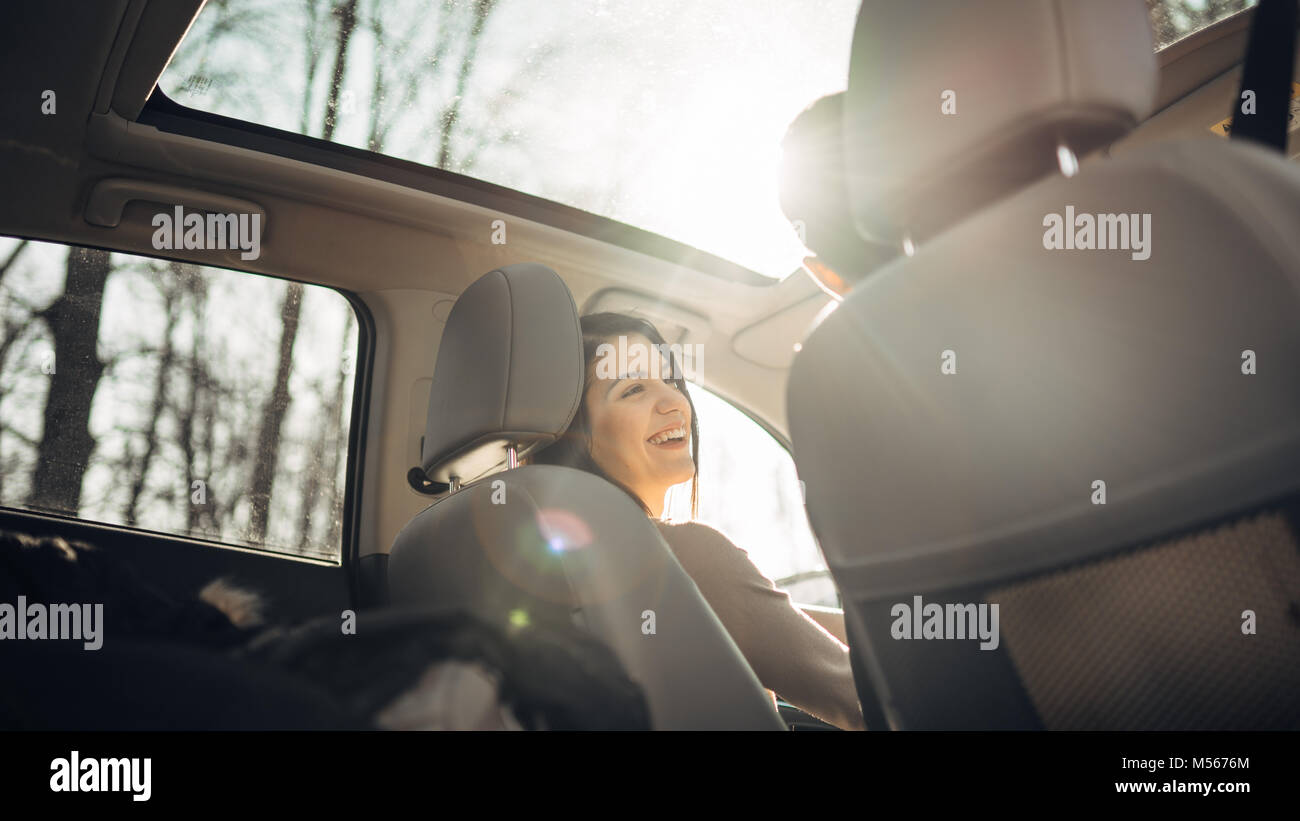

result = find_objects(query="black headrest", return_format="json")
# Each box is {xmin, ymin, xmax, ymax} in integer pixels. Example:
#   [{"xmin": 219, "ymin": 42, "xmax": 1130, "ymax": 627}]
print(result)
[{"xmin": 779, "ymin": 92, "xmax": 898, "ymax": 290}]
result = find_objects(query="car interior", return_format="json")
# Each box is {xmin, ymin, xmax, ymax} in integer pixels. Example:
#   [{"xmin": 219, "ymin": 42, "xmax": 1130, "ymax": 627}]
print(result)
[{"xmin": 1, "ymin": 0, "xmax": 1298, "ymax": 731}]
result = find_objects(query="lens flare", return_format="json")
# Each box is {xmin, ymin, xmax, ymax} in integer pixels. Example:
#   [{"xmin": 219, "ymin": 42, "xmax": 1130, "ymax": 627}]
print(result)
[{"xmin": 535, "ymin": 508, "xmax": 593, "ymax": 553}]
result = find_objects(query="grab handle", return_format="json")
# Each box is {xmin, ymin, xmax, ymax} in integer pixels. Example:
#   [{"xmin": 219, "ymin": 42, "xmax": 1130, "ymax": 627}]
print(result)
[{"xmin": 85, "ymin": 177, "xmax": 265, "ymax": 231}]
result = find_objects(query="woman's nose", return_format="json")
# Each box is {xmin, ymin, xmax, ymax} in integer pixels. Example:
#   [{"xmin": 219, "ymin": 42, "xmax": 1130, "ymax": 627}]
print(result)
[{"xmin": 651, "ymin": 381, "xmax": 690, "ymax": 418}]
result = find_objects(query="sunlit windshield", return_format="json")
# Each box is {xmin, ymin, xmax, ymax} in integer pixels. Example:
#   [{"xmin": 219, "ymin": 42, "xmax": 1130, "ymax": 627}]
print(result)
[
  {"xmin": 159, "ymin": 0, "xmax": 860, "ymax": 279},
  {"xmin": 159, "ymin": 1, "xmax": 1257, "ymax": 279}
]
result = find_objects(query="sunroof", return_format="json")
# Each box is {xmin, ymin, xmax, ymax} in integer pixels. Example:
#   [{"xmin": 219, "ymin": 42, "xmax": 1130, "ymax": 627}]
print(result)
[
  {"xmin": 159, "ymin": 1, "xmax": 1257, "ymax": 279},
  {"xmin": 1147, "ymin": 0, "xmax": 1256, "ymax": 50},
  {"xmin": 159, "ymin": 0, "xmax": 861, "ymax": 280}
]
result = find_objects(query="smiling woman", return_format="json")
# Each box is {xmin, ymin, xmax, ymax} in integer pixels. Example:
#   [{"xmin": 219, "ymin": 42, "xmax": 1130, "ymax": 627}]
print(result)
[
  {"xmin": 156, "ymin": 0, "xmax": 860, "ymax": 279},
  {"xmin": 530, "ymin": 311, "xmax": 866, "ymax": 730},
  {"xmin": 531, "ymin": 312, "xmax": 701, "ymax": 519}
]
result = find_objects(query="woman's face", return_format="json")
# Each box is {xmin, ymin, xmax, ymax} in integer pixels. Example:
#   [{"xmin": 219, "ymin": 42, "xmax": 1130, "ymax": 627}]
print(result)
[{"xmin": 584, "ymin": 332, "xmax": 695, "ymax": 516}]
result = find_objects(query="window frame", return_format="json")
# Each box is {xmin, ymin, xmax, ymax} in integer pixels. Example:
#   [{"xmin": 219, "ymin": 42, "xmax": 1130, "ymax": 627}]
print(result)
[{"xmin": 0, "ymin": 234, "xmax": 376, "ymax": 571}]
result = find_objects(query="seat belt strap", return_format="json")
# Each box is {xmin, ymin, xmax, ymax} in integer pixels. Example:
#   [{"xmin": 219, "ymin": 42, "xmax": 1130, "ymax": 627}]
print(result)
[{"xmin": 1230, "ymin": 0, "xmax": 1298, "ymax": 151}]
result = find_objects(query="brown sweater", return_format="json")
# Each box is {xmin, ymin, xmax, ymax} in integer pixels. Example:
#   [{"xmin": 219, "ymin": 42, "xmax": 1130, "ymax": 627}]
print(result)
[{"xmin": 655, "ymin": 521, "xmax": 867, "ymax": 731}]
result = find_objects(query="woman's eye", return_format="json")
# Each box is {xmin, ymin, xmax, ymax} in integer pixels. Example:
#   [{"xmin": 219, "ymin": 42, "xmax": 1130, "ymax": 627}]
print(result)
[{"xmin": 621, "ymin": 384, "xmax": 644, "ymax": 399}]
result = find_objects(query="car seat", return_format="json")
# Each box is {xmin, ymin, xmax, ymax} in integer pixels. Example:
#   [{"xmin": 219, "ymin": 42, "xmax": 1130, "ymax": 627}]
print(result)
[
  {"xmin": 387, "ymin": 263, "xmax": 786, "ymax": 730},
  {"xmin": 786, "ymin": 0, "xmax": 1300, "ymax": 729}
]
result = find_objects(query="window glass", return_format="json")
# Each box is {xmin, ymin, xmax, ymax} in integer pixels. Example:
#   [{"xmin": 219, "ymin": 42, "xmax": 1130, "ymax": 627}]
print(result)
[
  {"xmin": 0, "ymin": 238, "xmax": 358, "ymax": 561},
  {"xmin": 1147, "ymin": 0, "xmax": 1256, "ymax": 50},
  {"xmin": 158, "ymin": 0, "xmax": 860, "ymax": 279},
  {"xmin": 665, "ymin": 384, "xmax": 838, "ymax": 607}
]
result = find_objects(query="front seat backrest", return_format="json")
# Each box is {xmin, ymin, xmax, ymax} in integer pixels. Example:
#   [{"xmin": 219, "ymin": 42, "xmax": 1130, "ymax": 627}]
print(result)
[
  {"xmin": 789, "ymin": 0, "xmax": 1300, "ymax": 729},
  {"xmin": 389, "ymin": 264, "xmax": 785, "ymax": 730}
]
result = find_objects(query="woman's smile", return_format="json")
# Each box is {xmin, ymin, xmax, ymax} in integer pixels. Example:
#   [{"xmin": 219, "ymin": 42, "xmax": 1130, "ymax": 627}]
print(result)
[{"xmin": 647, "ymin": 424, "xmax": 689, "ymax": 447}]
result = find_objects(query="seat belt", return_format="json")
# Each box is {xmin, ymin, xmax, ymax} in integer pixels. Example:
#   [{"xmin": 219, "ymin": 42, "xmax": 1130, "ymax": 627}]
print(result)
[{"xmin": 1230, "ymin": 0, "xmax": 1298, "ymax": 151}]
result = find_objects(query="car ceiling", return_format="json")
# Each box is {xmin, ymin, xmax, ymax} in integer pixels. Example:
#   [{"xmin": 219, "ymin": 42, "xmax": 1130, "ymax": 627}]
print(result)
[{"xmin": 0, "ymin": 0, "xmax": 1294, "ymax": 558}]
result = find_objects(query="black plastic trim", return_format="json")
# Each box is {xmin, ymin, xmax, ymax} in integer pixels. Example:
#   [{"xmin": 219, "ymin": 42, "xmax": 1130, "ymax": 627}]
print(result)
[{"xmin": 339, "ymin": 288, "xmax": 376, "ymax": 610}]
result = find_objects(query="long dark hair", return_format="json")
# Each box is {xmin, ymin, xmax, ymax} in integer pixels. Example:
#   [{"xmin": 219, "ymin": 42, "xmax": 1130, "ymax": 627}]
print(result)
[{"xmin": 531, "ymin": 312, "xmax": 700, "ymax": 520}]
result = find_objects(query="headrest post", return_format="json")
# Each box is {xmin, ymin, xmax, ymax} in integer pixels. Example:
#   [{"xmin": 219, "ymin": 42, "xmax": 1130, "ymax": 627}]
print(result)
[
  {"xmin": 506, "ymin": 444, "xmax": 519, "ymax": 470},
  {"xmin": 448, "ymin": 475, "xmax": 461, "ymax": 493}
]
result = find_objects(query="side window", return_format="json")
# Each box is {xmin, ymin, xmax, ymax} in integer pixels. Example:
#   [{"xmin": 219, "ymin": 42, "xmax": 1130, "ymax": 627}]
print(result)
[
  {"xmin": 665, "ymin": 384, "xmax": 839, "ymax": 607},
  {"xmin": 0, "ymin": 238, "xmax": 358, "ymax": 561}
]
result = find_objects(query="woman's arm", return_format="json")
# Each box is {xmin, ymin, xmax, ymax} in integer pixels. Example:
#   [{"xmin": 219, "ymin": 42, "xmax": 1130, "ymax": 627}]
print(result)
[
  {"xmin": 656, "ymin": 521, "xmax": 867, "ymax": 731},
  {"xmin": 798, "ymin": 604, "xmax": 848, "ymax": 645}
]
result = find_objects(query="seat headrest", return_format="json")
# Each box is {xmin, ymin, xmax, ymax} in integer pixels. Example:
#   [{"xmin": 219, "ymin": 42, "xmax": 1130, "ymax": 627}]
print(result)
[
  {"xmin": 422, "ymin": 264, "xmax": 584, "ymax": 484},
  {"xmin": 844, "ymin": 0, "xmax": 1157, "ymax": 245},
  {"xmin": 779, "ymin": 92, "xmax": 899, "ymax": 286}
]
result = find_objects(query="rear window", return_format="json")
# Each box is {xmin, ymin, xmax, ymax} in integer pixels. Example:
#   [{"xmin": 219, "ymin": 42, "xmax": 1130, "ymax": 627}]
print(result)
[{"xmin": 0, "ymin": 238, "xmax": 358, "ymax": 561}]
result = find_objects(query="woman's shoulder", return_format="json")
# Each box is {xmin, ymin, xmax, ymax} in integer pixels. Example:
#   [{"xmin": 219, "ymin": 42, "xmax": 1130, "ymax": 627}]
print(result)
[
  {"xmin": 654, "ymin": 521, "xmax": 750, "ymax": 558},
  {"xmin": 654, "ymin": 519, "xmax": 724, "ymax": 541},
  {"xmin": 654, "ymin": 521, "xmax": 784, "ymax": 602}
]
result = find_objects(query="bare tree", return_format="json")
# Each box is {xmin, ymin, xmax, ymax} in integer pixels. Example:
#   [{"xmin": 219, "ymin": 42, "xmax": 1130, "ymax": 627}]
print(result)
[
  {"xmin": 173, "ymin": 264, "xmax": 211, "ymax": 533},
  {"xmin": 323, "ymin": 312, "xmax": 356, "ymax": 550},
  {"xmin": 246, "ymin": 282, "xmax": 303, "ymax": 542},
  {"xmin": 0, "ymin": 257, "xmax": 38, "ymax": 503},
  {"xmin": 295, "ymin": 311, "xmax": 355, "ymax": 552},
  {"xmin": 321, "ymin": 0, "xmax": 360, "ymax": 142},
  {"xmin": 0, "ymin": 239, "xmax": 28, "ymax": 286},
  {"xmin": 198, "ymin": 352, "xmax": 229, "ymax": 535},
  {"xmin": 26, "ymin": 248, "xmax": 112, "ymax": 515},
  {"xmin": 364, "ymin": 0, "xmax": 389, "ymax": 152},
  {"xmin": 249, "ymin": 0, "xmax": 359, "ymax": 543},
  {"xmin": 363, "ymin": 0, "xmax": 426, "ymax": 153},
  {"xmin": 0, "ymin": 240, "xmax": 35, "ymax": 495},
  {"xmin": 300, "ymin": 0, "xmax": 329, "ymax": 134},
  {"xmin": 293, "ymin": 375, "xmax": 328, "ymax": 552},
  {"xmin": 436, "ymin": 0, "xmax": 499, "ymax": 169},
  {"xmin": 122, "ymin": 269, "xmax": 183, "ymax": 527}
]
